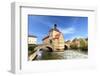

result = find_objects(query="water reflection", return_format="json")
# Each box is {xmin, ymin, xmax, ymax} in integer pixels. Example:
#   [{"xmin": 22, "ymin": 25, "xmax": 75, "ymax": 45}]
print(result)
[{"xmin": 35, "ymin": 49, "xmax": 43, "ymax": 60}]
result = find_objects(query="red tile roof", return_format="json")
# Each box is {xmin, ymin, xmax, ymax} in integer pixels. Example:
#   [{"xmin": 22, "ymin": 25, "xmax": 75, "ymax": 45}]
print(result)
[{"xmin": 42, "ymin": 35, "xmax": 49, "ymax": 41}]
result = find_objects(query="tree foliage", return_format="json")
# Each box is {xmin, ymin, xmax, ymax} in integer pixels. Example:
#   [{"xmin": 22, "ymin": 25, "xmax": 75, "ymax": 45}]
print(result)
[
  {"xmin": 28, "ymin": 44, "xmax": 37, "ymax": 55},
  {"xmin": 69, "ymin": 38, "xmax": 88, "ymax": 52},
  {"xmin": 79, "ymin": 39, "xmax": 88, "ymax": 51}
]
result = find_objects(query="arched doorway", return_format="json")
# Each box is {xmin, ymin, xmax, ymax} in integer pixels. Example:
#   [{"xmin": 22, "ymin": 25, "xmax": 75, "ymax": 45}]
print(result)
[{"xmin": 64, "ymin": 45, "xmax": 68, "ymax": 50}]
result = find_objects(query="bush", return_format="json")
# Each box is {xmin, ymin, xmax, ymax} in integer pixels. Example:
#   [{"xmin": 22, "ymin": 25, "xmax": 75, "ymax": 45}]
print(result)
[
  {"xmin": 79, "ymin": 39, "xmax": 88, "ymax": 51},
  {"xmin": 70, "ymin": 38, "xmax": 88, "ymax": 51},
  {"xmin": 70, "ymin": 43, "xmax": 78, "ymax": 50},
  {"xmin": 70, "ymin": 38, "xmax": 79, "ymax": 50},
  {"xmin": 28, "ymin": 44, "xmax": 37, "ymax": 55}
]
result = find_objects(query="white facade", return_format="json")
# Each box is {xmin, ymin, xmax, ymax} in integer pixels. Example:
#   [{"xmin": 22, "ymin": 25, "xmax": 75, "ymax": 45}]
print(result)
[{"xmin": 28, "ymin": 36, "xmax": 37, "ymax": 44}]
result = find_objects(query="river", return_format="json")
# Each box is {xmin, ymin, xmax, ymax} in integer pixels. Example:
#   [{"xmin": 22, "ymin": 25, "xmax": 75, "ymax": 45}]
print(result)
[{"xmin": 33, "ymin": 50, "xmax": 88, "ymax": 60}]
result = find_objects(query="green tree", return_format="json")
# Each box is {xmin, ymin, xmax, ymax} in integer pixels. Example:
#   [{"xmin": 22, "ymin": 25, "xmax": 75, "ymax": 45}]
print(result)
[
  {"xmin": 28, "ymin": 44, "xmax": 37, "ymax": 55},
  {"xmin": 70, "ymin": 38, "xmax": 79, "ymax": 50},
  {"xmin": 79, "ymin": 39, "xmax": 88, "ymax": 51}
]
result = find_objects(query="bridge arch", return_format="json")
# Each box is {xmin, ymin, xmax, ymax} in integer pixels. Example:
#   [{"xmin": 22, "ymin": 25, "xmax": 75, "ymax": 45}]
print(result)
[
  {"xmin": 34, "ymin": 44, "xmax": 53, "ymax": 52},
  {"xmin": 64, "ymin": 44, "xmax": 71, "ymax": 50},
  {"xmin": 45, "ymin": 46, "xmax": 53, "ymax": 52},
  {"xmin": 64, "ymin": 45, "xmax": 68, "ymax": 50}
]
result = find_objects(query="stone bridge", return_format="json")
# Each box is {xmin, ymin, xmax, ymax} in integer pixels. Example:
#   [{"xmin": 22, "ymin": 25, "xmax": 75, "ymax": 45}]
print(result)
[
  {"xmin": 34, "ymin": 44, "xmax": 54, "ymax": 52},
  {"xmin": 29, "ymin": 44, "xmax": 53, "ymax": 61},
  {"xmin": 29, "ymin": 44, "xmax": 70, "ymax": 61},
  {"xmin": 64, "ymin": 44, "xmax": 70, "ymax": 49},
  {"xmin": 34, "ymin": 44, "xmax": 70, "ymax": 52}
]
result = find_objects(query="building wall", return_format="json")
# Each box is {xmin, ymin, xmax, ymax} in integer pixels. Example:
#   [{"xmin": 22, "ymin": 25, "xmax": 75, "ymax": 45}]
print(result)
[
  {"xmin": 54, "ymin": 33, "xmax": 64, "ymax": 50},
  {"xmin": 43, "ymin": 30, "xmax": 64, "ymax": 51},
  {"xmin": 58, "ymin": 33, "xmax": 65, "ymax": 50},
  {"xmin": 52, "ymin": 30, "xmax": 64, "ymax": 50},
  {"xmin": 43, "ymin": 37, "xmax": 50, "ymax": 44},
  {"xmin": 28, "ymin": 37, "xmax": 37, "ymax": 44}
]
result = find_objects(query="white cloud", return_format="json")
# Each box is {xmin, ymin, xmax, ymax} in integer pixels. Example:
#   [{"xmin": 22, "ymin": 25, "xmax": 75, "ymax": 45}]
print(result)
[{"xmin": 59, "ymin": 27, "xmax": 75, "ymax": 34}]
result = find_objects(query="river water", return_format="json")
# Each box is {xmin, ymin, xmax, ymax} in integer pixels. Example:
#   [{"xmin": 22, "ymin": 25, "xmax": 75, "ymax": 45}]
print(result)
[{"xmin": 34, "ymin": 50, "xmax": 88, "ymax": 60}]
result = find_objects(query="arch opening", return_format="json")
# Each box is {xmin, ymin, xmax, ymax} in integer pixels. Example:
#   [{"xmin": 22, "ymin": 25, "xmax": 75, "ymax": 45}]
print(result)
[
  {"xmin": 64, "ymin": 45, "xmax": 68, "ymax": 50},
  {"xmin": 46, "ymin": 46, "xmax": 53, "ymax": 52}
]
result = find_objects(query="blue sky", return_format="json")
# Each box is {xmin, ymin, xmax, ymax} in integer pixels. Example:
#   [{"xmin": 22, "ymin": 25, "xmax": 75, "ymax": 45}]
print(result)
[{"xmin": 28, "ymin": 15, "xmax": 88, "ymax": 44}]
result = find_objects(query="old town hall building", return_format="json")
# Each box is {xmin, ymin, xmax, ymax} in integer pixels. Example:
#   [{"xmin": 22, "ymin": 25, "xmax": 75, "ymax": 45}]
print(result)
[{"xmin": 42, "ymin": 24, "xmax": 65, "ymax": 51}]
